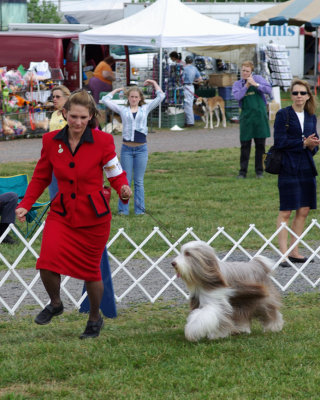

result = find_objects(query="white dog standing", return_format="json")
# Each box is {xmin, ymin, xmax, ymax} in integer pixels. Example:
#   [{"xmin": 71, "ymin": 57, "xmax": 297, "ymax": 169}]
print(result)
[{"xmin": 172, "ymin": 241, "xmax": 283, "ymax": 342}]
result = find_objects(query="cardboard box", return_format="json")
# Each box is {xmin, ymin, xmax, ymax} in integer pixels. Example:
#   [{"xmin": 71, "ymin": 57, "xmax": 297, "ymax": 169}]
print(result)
[{"xmin": 208, "ymin": 73, "xmax": 237, "ymax": 87}]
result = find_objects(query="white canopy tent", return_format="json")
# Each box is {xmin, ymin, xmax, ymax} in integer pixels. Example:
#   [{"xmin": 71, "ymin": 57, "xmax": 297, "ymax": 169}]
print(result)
[
  {"xmin": 61, "ymin": 0, "xmax": 126, "ymax": 25},
  {"xmin": 79, "ymin": 0, "xmax": 259, "ymax": 125}
]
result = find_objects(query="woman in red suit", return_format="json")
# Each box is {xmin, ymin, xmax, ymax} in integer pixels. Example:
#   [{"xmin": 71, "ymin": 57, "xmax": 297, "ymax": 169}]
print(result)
[{"xmin": 16, "ymin": 90, "xmax": 131, "ymax": 339}]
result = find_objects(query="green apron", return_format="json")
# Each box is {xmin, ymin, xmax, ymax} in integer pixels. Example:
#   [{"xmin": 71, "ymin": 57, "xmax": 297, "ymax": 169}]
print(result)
[{"xmin": 239, "ymin": 85, "xmax": 270, "ymax": 141}]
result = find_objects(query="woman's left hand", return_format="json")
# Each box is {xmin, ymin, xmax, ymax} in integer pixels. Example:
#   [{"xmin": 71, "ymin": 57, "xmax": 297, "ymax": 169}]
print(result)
[
  {"xmin": 143, "ymin": 79, "xmax": 155, "ymax": 86},
  {"xmin": 120, "ymin": 185, "xmax": 132, "ymax": 201},
  {"xmin": 304, "ymin": 134, "xmax": 320, "ymax": 150}
]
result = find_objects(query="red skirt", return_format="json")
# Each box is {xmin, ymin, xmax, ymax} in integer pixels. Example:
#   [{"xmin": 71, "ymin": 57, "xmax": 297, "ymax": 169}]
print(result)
[{"xmin": 36, "ymin": 218, "xmax": 110, "ymax": 281}]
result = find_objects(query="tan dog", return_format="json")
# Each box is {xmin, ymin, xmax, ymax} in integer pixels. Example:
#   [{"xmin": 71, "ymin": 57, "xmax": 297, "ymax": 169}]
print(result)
[{"xmin": 195, "ymin": 96, "xmax": 227, "ymax": 129}]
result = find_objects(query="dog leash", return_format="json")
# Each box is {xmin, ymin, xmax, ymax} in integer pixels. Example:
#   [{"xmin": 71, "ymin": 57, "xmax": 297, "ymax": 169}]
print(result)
[
  {"xmin": 134, "ymin": 199, "xmax": 177, "ymax": 241},
  {"xmin": 176, "ymin": 84, "xmax": 199, "ymax": 99}
]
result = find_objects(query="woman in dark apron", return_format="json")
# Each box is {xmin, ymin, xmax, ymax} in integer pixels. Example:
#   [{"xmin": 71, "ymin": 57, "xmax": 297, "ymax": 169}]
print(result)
[{"xmin": 232, "ymin": 60, "xmax": 272, "ymax": 178}]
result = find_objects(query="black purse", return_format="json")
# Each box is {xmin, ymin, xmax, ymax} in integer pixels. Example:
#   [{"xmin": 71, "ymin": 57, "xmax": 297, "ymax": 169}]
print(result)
[
  {"xmin": 264, "ymin": 146, "xmax": 282, "ymax": 174},
  {"xmin": 264, "ymin": 107, "xmax": 289, "ymax": 175}
]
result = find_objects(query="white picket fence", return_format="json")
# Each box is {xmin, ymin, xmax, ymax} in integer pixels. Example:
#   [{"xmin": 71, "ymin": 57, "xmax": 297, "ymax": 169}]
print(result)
[{"xmin": 1, "ymin": 220, "xmax": 320, "ymax": 316}]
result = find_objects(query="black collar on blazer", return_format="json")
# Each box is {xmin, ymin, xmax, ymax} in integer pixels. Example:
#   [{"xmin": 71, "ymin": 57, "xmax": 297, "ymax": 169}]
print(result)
[{"xmin": 53, "ymin": 125, "xmax": 94, "ymax": 155}]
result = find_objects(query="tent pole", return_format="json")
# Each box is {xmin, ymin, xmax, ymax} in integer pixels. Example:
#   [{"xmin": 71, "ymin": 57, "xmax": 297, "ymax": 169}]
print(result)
[
  {"xmin": 159, "ymin": 47, "xmax": 162, "ymax": 128},
  {"xmin": 79, "ymin": 43, "xmax": 83, "ymax": 89},
  {"xmin": 313, "ymin": 28, "xmax": 319, "ymax": 94}
]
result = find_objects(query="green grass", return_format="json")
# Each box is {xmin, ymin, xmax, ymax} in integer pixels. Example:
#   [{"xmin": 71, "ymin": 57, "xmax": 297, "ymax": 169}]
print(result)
[
  {"xmin": 1, "ymin": 145, "xmax": 320, "ymax": 265},
  {"xmin": 2, "ymin": 109, "xmax": 320, "ymax": 397},
  {"xmin": 0, "ymin": 294, "xmax": 320, "ymax": 399}
]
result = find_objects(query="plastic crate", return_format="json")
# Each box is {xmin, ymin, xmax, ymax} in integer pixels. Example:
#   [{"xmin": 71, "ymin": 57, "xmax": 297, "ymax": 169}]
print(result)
[
  {"xmin": 225, "ymin": 99, "xmax": 238, "ymax": 108},
  {"xmin": 225, "ymin": 106, "xmax": 240, "ymax": 121},
  {"xmin": 195, "ymin": 87, "xmax": 216, "ymax": 98},
  {"xmin": 148, "ymin": 110, "xmax": 185, "ymax": 129},
  {"xmin": 218, "ymin": 86, "xmax": 235, "ymax": 101}
]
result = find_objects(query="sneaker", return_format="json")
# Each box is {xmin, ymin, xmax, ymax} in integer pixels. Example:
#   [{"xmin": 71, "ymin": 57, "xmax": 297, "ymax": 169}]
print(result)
[
  {"xmin": 237, "ymin": 174, "xmax": 246, "ymax": 179},
  {"xmin": 34, "ymin": 303, "xmax": 64, "ymax": 325},
  {"xmin": 256, "ymin": 174, "xmax": 264, "ymax": 179},
  {"xmin": 79, "ymin": 316, "xmax": 104, "ymax": 339}
]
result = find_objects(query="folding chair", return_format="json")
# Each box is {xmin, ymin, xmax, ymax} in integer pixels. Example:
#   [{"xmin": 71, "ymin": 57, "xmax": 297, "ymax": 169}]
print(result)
[{"xmin": 0, "ymin": 174, "xmax": 50, "ymax": 239}]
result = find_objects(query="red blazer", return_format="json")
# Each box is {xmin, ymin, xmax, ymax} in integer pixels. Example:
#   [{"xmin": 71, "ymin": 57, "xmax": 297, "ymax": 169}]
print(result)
[{"xmin": 19, "ymin": 127, "xmax": 128, "ymax": 228}]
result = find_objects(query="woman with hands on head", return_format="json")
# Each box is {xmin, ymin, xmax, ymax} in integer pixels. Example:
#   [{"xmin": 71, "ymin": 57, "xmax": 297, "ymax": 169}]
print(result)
[
  {"xmin": 16, "ymin": 89, "xmax": 131, "ymax": 339},
  {"xmin": 101, "ymin": 79, "xmax": 165, "ymax": 216},
  {"xmin": 274, "ymin": 79, "xmax": 320, "ymax": 267}
]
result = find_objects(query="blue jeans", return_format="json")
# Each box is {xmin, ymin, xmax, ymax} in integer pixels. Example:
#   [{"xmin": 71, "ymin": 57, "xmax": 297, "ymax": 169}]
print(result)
[
  {"xmin": 183, "ymin": 84, "xmax": 195, "ymax": 125},
  {"xmin": 118, "ymin": 143, "xmax": 148, "ymax": 215}
]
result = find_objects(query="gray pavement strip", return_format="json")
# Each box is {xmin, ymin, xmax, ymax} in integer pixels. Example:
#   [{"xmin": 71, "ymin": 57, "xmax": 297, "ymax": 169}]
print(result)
[{"xmin": 1, "ymin": 251, "xmax": 319, "ymax": 318}]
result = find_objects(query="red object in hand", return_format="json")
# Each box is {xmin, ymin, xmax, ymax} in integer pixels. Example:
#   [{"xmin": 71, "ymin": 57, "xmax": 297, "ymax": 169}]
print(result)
[{"xmin": 103, "ymin": 186, "xmax": 111, "ymax": 204}]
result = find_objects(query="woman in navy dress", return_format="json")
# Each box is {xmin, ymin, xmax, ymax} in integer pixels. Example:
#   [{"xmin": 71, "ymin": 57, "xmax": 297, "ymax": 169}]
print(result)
[{"xmin": 274, "ymin": 79, "xmax": 319, "ymax": 266}]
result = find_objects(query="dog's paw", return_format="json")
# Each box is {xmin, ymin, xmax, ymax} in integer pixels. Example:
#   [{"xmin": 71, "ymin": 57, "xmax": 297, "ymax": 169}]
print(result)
[{"xmin": 263, "ymin": 312, "xmax": 284, "ymax": 332}]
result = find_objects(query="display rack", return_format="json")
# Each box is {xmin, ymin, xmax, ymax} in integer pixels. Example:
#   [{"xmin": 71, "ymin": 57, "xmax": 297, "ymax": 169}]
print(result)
[
  {"xmin": 265, "ymin": 43, "xmax": 292, "ymax": 91},
  {"xmin": 113, "ymin": 61, "xmax": 127, "ymax": 89},
  {"xmin": 0, "ymin": 66, "xmax": 63, "ymax": 140}
]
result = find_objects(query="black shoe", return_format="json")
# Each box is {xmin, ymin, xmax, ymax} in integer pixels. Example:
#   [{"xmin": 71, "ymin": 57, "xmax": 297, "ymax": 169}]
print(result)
[
  {"xmin": 256, "ymin": 173, "xmax": 264, "ymax": 179},
  {"xmin": 80, "ymin": 316, "xmax": 104, "ymax": 339},
  {"xmin": 280, "ymin": 261, "xmax": 291, "ymax": 268},
  {"xmin": 184, "ymin": 124, "xmax": 194, "ymax": 127},
  {"xmin": 1, "ymin": 234, "xmax": 17, "ymax": 245},
  {"xmin": 288, "ymin": 256, "xmax": 314, "ymax": 263},
  {"xmin": 237, "ymin": 174, "xmax": 246, "ymax": 179},
  {"xmin": 34, "ymin": 303, "xmax": 64, "ymax": 325}
]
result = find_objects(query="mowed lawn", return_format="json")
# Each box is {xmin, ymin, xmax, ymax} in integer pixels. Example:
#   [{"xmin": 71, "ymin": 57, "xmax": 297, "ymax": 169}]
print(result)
[{"xmin": 1, "ymin": 145, "xmax": 320, "ymax": 399}]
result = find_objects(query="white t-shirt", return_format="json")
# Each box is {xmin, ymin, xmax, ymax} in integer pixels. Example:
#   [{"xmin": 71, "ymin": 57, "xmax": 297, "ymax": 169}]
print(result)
[{"xmin": 295, "ymin": 111, "xmax": 304, "ymax": 132}]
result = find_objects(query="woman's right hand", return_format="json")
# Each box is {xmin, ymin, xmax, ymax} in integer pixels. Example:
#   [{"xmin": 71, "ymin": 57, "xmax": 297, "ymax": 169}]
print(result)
[
  {"xmin": 304, "ymin": 134, "xmax": 320, "ymax": 150},
  {"xmin": 15, "ymin": 207, "xmax": 28, "ymax": 223}
]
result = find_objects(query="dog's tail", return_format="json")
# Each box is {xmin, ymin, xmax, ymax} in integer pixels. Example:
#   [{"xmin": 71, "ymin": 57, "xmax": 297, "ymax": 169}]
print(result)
[
  {"xmin": 253, "ymin": 256, "xmax": 274, "ymax": 275},
  {"xmin": 230, "ymin": 282, "xmax": 268, "ymax": 309}
]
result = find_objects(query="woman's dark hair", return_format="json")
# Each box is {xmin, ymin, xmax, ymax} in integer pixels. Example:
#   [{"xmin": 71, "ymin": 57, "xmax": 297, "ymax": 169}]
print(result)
[
  {"xmin": 104, "ymin": 56, "xmax": 115, "ymax": 65},
  {"xmin": 63, "ymin": 89, "xmax": 100, "ymax": 128},
  {"xmin": 169, "ymin": 51, "xmax": 182, "ymax": 61},
  {"xmin": 290, "ymin": 79, "xmax": 316, "ymax": 115}
]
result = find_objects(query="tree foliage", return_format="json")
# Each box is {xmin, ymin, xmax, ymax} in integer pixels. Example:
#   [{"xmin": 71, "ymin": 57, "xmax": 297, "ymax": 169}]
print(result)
[{"xmin": 27, "ymin": 0, "xmax": 61, "ymax": 24}]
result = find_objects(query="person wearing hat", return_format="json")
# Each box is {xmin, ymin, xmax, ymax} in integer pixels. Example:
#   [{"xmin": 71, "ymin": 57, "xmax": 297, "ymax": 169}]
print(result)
[{"xmin": 183, "ymin": 55, "xmax": 202, "ymax": 127}]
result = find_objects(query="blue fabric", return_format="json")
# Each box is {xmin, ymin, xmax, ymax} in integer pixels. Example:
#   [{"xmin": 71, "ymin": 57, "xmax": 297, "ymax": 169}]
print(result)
[
  {"xmin": 118, "ymin": 143, "xmax": 148, "ymax": 215},
  {"xmin": 274, "ymin": 106, "xmax": 318, "ymax": 211},
  {"xmin": 102, "ymin": 90, "xmax": 165, "ymax": 141},
  {"xmin": 0, "ymin": 192, "xmax": 18, "ymax": 224},
  {"xmin": 183, "ymin": 84, "xmax": 195, "ymax": 125},
  {"xmin": 183, "ymin": 64, "xmax": 201, "ymax": 84},
  {"xmin": 48, "ymin": 173, "xmax": 58, "ymax": 200},
  {"xmin": 79, "ymin": 247, "xmax": 117, "ymax": 318},
  {"xmin": 274, "ymin": 106, "xmax": 318, "ymax": 176}
]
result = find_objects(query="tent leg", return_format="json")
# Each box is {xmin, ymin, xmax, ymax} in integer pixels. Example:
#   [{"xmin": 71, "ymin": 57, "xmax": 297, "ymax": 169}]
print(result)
[
  {"xmin": 314, "ymin": 30, "xmax": 319, "ymax": 95},
  {"xmin": 159, "ymin": 47, "xmax": 162, "ymax": 129},
  {"xmin": 79, "ymin": 44, "xmax": 83, "ymax": 89}
]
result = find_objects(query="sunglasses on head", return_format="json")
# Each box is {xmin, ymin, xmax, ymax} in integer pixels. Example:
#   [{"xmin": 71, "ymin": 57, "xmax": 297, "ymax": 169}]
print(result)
[{"xmin": 292, "ymin": 91, "xmax": 308, "ymax": 96}]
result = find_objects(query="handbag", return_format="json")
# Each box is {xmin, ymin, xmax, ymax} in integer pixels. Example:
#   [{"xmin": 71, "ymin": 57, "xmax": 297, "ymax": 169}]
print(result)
[
  {"xmin": 264, "ymin": 146, "xmax": 282, "ymax": 174},
  {"xmin": 264, "ymin": 107, "xmax": 290, "ymax": 175}
]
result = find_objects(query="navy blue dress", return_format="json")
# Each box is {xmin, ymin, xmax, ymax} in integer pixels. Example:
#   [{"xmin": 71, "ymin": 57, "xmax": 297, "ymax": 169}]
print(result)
[{"xmin": 274, "ymin": 106, "xmax": 318, "ymax": 211}]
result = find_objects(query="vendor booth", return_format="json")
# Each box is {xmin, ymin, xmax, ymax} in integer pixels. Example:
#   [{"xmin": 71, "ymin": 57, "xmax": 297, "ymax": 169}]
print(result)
[{"xmin": 79, "ymin": 0, "xmax": 259, "ymax": 128}]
